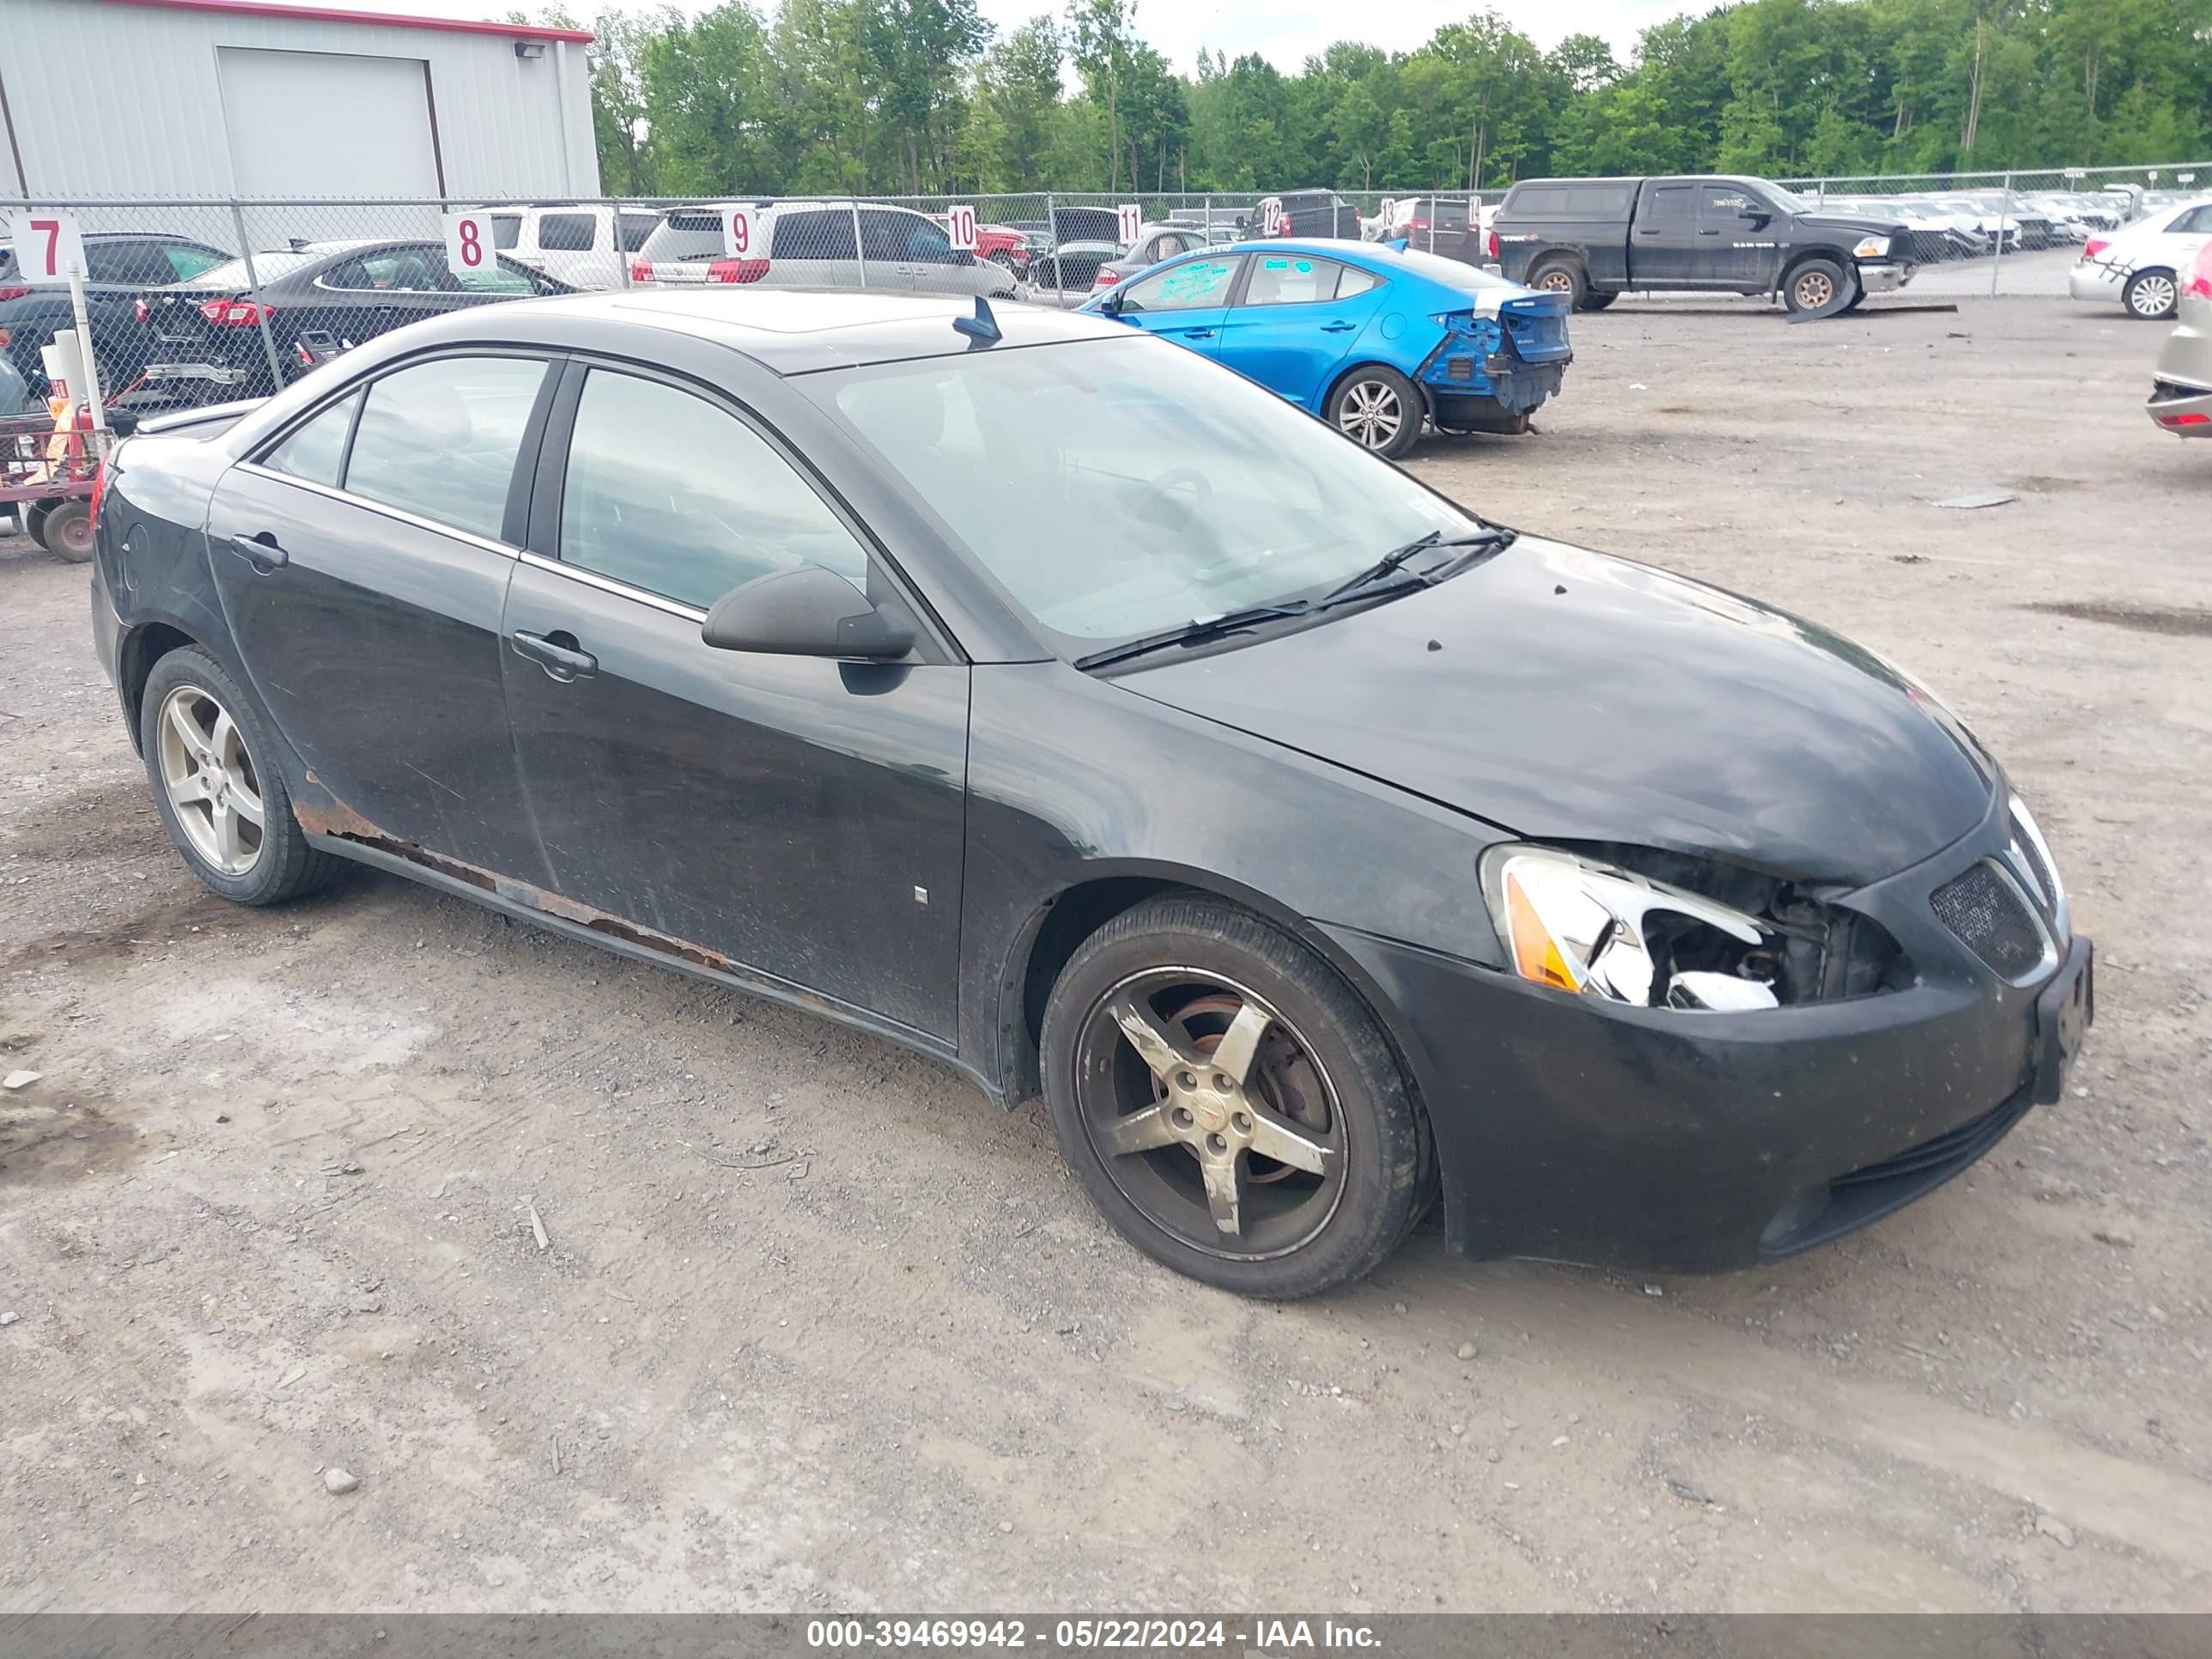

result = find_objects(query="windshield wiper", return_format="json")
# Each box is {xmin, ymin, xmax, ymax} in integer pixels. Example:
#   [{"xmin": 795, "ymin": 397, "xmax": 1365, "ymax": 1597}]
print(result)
[
  {"xmin": 1322, "ymin": 526, "xmax": 1516, "ymax": 604},
  {"xmin": 1074, "ymin": 600, "xmax": 1315, "ymax": 672}
]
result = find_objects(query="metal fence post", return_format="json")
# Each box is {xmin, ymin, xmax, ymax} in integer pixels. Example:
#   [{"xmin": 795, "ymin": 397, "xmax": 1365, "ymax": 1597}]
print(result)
[
  {"xmin": 851, "ymin": 199, "xmax": 866, "ymax": 289},
  {"xmin": 1203, "ymin": 194, "xmax": 1211, "ymax": 239},
  {"xmin": 229, "ymin": 201, "xmax": 286, "ymax": 395},
  {"xmin": 613, "ymin": 196, "xmax": 632, "ymax": 288},
  {"xmin": 1048, "ymin": 190, "xmax": 1064, "ymax": 296},
  {"xmin": 1990, "ymin": 172, "xmax": 2013, "ymax": 296}
]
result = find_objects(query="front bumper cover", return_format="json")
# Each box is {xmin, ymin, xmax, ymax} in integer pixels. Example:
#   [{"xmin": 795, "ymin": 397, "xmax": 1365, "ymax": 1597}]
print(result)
[
  {"xmin": 1321, "ymin": 787, "xmax": 2088, "ymax": 1273},
  {"xmin": 1856, "ymin": 260, "xmax": 1914, "ymax": 295}
]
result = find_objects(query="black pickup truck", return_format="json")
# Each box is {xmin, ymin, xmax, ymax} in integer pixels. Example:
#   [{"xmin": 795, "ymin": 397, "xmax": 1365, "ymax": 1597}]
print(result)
[{"xmin": 1494, "ymin": 175, "xmax": 1915, "ymax": 316}]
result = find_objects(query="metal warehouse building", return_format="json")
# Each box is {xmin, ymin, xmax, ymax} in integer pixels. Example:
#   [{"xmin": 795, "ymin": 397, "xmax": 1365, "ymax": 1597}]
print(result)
[{"xmin": 0, "ymin": 0, "xmax": 600, "ymax": 198}]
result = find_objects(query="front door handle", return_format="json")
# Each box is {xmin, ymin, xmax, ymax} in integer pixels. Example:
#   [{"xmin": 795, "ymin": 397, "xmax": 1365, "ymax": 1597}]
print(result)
[
  {"xmin": 1321, "ymin": 320, "xmax": 1357, "ymax": 333},
  {"xmin": 510, "ymin": 629, "xmax": 598, "ymax": 683},
  {"xmin": 1637, "ymin": 228, "xmax": 1664, "ymax": 236},
  {"xmin": 1178, "ymin": 327, "xmax": 1215, "ymax": 339},
  {"xmin": 228, "ymin": 532, "xmax": 288, "ymax": 574}
]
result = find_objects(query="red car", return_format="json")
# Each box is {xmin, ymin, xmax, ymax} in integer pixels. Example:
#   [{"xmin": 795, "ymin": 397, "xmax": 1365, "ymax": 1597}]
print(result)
[{"xmin": 931, "ymin": 216, "xmax": 1031, "ymax": 276}]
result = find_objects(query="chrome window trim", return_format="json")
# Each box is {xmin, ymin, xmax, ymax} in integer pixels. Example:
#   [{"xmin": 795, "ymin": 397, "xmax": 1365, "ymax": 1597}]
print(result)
[
  {"xmin": 516, "ymin": 550, "xmax": 708, "ymax": 624},
  {"xmin": 234, "ymin": 463, "xmax": 520, "ymax": 560}
]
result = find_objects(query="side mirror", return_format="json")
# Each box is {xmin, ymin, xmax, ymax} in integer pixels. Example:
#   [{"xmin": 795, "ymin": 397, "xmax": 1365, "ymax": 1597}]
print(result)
[
  {"xmin": 1097, "ymin": 288, "xmax": 1123, "ymax": 315},
  {"xmin": 1741, "ymin": 208, "xmax": 1772, "ymax": 228},
  {"xmin": 702, "ymin": 565, "xmax": 914, "ymax": 661}
]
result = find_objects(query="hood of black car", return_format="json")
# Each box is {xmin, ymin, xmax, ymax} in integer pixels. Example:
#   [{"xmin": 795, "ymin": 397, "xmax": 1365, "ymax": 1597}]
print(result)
[
  {"xmin": 1118, "ymin": 537, "xmax": 1995, "ymax": 886},
  {"xmin": 1796, "ymin": 212, "xmax": 1906, "ymax": 239}
]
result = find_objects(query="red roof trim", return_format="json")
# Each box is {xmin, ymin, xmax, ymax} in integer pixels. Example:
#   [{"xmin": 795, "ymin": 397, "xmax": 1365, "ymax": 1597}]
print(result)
[{"xmin": 101, "ymin": 0, "xmax": 594, "ymax": 45}]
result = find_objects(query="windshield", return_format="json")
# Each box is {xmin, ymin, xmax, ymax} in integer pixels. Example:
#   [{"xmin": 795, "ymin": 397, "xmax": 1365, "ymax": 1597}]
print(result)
[
  {"xmin": 1760, "ymin": 182, "xmax": 1814, "ymax": 214},
  {"xmin": 184, "ymin": 251, "xmax": 323, "ymax": 288},
  {"xmin": 816, "ymin": 335, "xmax": 1472, "ymax": 652}
]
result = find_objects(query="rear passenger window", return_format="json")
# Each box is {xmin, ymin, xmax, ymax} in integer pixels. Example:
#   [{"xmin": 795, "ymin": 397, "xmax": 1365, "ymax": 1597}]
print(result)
[
  {"xmin": 1243, "ymin": 255, "xmax": 1340, "ymax": 307},
  {"xmin": 343, "ymin": 356, "xmax": 547, "ymax": 541},
  {"xmin": 264, "ymin": 392, "xmax": 359, "ymax": 487},
  {"xmin": 489, "ymin": 215, "xmax": 522, "ymax": 250},
  {"xmin": 773, "ymin": 211, "xmax": 859, "ymax": 261},
  {"xmin": 538, "ymin": 214, "xmax": 596, "ymax": 252},
  {"xmin": 1644, "ymin": 185, "xmax": 1695, "ymax": 225},
  {"xmin": 557, "ymin": 369, "xmax": 868, "ymax": 610}
]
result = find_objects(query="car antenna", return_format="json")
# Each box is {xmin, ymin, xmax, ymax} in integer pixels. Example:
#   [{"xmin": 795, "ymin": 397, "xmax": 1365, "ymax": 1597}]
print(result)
[{"xmin": 952, "ymin": 295, "xmax": 1001, "ymax": 344}]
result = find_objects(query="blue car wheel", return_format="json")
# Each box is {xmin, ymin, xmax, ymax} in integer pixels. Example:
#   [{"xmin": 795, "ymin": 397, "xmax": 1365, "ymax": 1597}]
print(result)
[{"xmin": 1326, "ymin": 364, "xmax": 1420, "ymax": 459}]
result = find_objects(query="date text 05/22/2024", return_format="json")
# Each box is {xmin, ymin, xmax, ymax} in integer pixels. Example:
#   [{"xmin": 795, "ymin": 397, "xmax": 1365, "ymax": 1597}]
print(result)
[{"xmin": 804, "ymin": 1619, "xmax": 1384, "ymax": 1650}]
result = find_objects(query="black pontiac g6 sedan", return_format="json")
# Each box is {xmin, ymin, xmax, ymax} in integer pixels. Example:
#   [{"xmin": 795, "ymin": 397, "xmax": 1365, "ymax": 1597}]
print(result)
[{"xmin": 88, "ymin": 290, "xmax": 2093, "ymax": 1297}]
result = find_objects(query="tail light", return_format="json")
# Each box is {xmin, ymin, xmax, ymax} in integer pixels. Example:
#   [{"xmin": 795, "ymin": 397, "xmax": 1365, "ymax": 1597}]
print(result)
[
  {"xmin": 89, "ymin": 454, "xmax": 108, "ymax": 535},
  {"xmin": 2082, "ymin": 238, "xmax": 2109, "ymax": 260},
  {"xmin": 706, "ymin": 258, "xmax": 769, "ymax": 284},
  {"xmin": 1094, "ymin": 268, "xmax": 1119, "ymax": 287},
  {"xmin": 2156, "ymin": 410, "xmax": 2210, "ymax": 429},
  {"xmin": 2190, "ymin": 240, "xmax": 2212, "ymax": 300},
  {"xmin": 629, "ymin": 259, "xmax": 656, "ymax": 284},
  {"xmin": 1408, "ymin": 218, "xmax": 1429, "ymax": 232},
  {"xmin": 0, "ymin": 283, "xmax": 30, "ymax": 301},
  {"xmin": 1488, "ymin": 228, "xmax": 1501, "ymax": 259},
  {"xmin": 199, "ymin": 297, "xmax": 273, "ymax": 327},
  {"xmin": 134, "ymin": 298, "xmax": 150, "ymax": 324}
]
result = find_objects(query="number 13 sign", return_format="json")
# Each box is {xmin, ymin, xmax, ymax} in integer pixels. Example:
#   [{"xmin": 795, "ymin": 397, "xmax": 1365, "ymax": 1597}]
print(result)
[
  {"xmin": 9, "ymin": 212, "xmax": 88, "ymax": 283},
  {"xmin": 441, "ymin": 210, "xmax": 492, "ymax": 276}
]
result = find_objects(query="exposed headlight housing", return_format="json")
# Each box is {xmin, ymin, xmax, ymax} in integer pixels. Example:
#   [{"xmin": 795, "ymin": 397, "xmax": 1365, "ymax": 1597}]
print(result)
[
  {"xmin": 1853, "ymin": 235, "xmax": 1893, "ymax": 259},
  {"xmin": 1480, "ymin": 845, "xmax": 1784, "ymax": 1011}
]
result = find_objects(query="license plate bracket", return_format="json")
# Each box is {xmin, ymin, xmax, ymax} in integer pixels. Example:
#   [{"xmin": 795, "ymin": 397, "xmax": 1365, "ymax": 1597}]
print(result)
[{"xmin": 2031, "ymin": 935, "xmax": 2094, "ymax": 1105}]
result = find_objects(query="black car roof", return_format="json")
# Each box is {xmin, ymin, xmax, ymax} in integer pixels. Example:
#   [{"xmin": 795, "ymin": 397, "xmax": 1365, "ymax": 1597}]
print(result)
[{"xmin": 448, "ymin": 289, "xmax": 1129, "ymax": 375}]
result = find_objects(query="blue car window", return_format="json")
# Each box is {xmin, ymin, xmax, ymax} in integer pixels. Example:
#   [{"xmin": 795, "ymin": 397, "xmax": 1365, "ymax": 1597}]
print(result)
[
  {"xmin": 1244, "ymin": 255, "xmax": 1340, "ymax": 307},
  {"xmin": 1336, "ymin": 265, "xmax": 1380, "ymax": 298},
  {"xmin": 1121, "ymin": 257, "xmax": 1239, "ymax": 314}
]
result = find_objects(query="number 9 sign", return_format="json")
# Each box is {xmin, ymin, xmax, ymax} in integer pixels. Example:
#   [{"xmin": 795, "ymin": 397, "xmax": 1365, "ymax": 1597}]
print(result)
[
  {"xmin": 945, "ymin": 204, "xmax": 977, "ymax": 252},
  {"xmin": 723, "ymin": 207, "xmax": 754, "ymax": 257},
  {"xmin": 441, "ymin": 210, "xmax": 490, "ymax": 276}
]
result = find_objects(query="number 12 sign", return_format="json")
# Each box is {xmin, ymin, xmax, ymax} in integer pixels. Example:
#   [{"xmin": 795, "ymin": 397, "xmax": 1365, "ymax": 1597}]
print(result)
[
  {"xmin": 945, "ymin": 204, "xmax": 978, "ymax": 252},
  {"xmin": 9, "ymin": 211, "xmax": 88, "ymax": 283},
  {"xmin": 441, "ymin": 210, "xmax": 493, "ymax": 276}
]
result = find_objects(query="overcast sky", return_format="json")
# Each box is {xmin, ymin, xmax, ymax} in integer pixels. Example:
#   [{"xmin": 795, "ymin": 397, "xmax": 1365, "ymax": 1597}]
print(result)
[{"xmin": 297, "ymin": 0, "xmax": 1704, "ymax": 65}]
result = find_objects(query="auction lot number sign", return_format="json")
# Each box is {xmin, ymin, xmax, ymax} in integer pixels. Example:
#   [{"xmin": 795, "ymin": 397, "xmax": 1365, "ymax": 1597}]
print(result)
[{"xmin": 9, "ymin": 211, "xmax": 88, "ymax": 282}]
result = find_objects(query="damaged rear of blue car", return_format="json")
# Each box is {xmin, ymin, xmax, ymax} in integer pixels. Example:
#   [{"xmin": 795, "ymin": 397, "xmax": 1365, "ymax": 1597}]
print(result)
[{"xmin": 1081, "ymin": 240, "xmax": 1571, "ymax": 459}]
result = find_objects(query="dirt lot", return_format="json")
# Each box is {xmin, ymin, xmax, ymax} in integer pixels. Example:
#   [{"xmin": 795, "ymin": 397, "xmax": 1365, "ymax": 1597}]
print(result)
[{"xmin": 3, "ymin": 296, "xmax": 2209, "ymax": 1615}]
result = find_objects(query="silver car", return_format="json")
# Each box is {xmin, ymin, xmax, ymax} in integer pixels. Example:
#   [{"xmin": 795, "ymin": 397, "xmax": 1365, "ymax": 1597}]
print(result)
[
  {"xmin": 2149, "ymin": 236, "xmax": 2212, "ymax": 437},
  {"xmin": 632, "ymin": 201, "xmax": 1014, "ymax": 299}
]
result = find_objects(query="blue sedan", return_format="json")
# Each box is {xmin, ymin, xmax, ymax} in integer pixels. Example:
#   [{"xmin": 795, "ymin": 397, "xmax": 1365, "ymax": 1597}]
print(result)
[{"xmin": 1079, "ymin": 240, "xmax": 1572, "ymax": 459}]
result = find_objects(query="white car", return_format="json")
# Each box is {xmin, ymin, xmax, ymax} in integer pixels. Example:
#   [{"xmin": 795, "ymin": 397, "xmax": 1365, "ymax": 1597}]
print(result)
[
  {"xmin": 2069, "ymin": 197, "xmax": 2212, "ymax": 319},
  {"xmin": 629, "ymin": 201, "xmax": 1015, "ymax": 299},
  {"xmin": 483, "ymin": 204, "xmax": 662, "ymax": 291}
]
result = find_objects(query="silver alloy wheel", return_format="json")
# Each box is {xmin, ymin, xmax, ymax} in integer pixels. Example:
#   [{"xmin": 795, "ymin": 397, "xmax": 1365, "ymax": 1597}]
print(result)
[
  {"xmin": 1076, "ymin": 967, "xmax": 1348, "ymax": 1261},
  {"xmin": 1337, "ymin": 379, "xmax": 1405, "ymax": 449},
  {"xmin": 2130, "ymin": 272, "xmax": 2178, "ymax": 317},
  {"xmin": 155, "ymin": 684, "xmax": 266, "ymax": 876},
  {"xmin": 1795, "ymin": 269, "xmax": 1836, "ymax": 310}
]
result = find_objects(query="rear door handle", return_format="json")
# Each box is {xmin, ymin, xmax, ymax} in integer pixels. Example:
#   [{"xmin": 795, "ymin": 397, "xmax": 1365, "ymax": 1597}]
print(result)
[
  {"xmin": 1698, "ymin": 228, "xmax": 1721, "ymax": 237},
  {"xmin": 228, "ymin": 532, "xmax": 288, "ymax": 574},
  {"xmin": 1320, "ymin": 320, "xmax": 1357, "ymax": 332},
  {"xmin": 510, "ymin": 629, "xmax": 597, "ymax": 683}
]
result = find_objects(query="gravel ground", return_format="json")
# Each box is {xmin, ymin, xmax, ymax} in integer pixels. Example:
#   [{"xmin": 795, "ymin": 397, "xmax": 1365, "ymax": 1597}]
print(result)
[{"xmin": 2, "ymin": 295, "xmax": 2208, "ymax": 1615}]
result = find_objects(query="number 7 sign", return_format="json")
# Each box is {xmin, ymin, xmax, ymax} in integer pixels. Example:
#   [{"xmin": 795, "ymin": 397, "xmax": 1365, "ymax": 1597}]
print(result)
[{"xmin": 9, "ymin": 211, "xmax": 87, "ymax": 283}]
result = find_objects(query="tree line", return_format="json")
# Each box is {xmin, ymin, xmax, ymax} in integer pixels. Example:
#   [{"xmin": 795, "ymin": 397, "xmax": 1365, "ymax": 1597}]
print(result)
[{"xmin": 533, "ymin": 0, "xmax": 2212, "ymax": 200}]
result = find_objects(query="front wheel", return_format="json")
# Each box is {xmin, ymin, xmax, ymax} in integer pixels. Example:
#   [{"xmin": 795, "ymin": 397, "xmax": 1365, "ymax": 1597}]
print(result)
[
  {"xmin": 1326, "ymin": 364, "xmax": 1421, "ymax": 459},
  {"xmin": 1040, "ymin": 894, "xmax": 1433, "ymax": 1298},
  {"xmin": 2123, "ymin": 268, "xmax": 2179, "ymax": 320},
  {"xmin": 1784, "ymin": 258, "xmax": 1856, "ymax": 317}
]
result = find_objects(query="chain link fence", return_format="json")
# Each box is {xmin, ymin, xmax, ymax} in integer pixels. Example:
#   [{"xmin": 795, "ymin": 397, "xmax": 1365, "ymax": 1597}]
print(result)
[
  {"xmin": 1776, "ymin": 161, "xmax": 2210, "ymax": 297},
  {"xmin": 3, "ymin": 167, "xmax": 2203, "ymax": 416}
]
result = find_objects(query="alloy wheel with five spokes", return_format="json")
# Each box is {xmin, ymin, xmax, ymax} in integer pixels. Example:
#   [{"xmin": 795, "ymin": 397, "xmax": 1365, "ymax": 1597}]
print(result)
[{"xmin": 155, "ymin": 684, "xmax": 266, "ymax": 877}]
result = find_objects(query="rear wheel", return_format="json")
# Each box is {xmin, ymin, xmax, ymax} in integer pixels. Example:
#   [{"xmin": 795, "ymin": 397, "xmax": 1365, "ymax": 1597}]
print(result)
[
  {"xmin": 37, "ymin": 499, "xmax": 94, "ymax": 563},
  {"xmin": 1528, "ymin": 259, "xmax": 1586, "ymax": 309},
  {"xmin": 1783, "ymin": 258, "xmax": 1856, "ymax": 317},
  {"xmin": 1326, "ymin": 364, "xmax": 1421, "ymax": 459},
  {"xmin": 1040, "ymin": 894, "xmax": 1433, "ymax": 1298},
  {"xmin": 139, "ymin": 647, "xmax": 343, "ymax": 907},
  {"xmin": 2123, "ymin": 268, "xmax": 2179, "ymax": 320}
]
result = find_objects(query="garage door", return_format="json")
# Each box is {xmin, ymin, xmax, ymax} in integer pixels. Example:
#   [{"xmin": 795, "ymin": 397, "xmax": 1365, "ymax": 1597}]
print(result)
[{"xmin": 217, "ymin": 47, "xmax": 441, "ymax": 198}]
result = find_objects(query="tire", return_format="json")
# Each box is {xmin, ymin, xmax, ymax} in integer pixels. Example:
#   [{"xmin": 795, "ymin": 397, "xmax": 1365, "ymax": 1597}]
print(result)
[
  {"xmin": 138, "ymin": 645, "xmax": 343, "ymax": 907},
  {"xmin": 1528, "ymin": 258, "xmax": 1586, "ymax": 309},
  {"xmin": 23, "ymin": 500, "xmax": 56, "ymax": 550},
  {"xmin": 2123, "ymin": 268, "xmax": 2179, "ymax": 321},
  {"xmin": 1840, "ymin": 288, "xmax": 1868, "ymax": 313},
  {"xmin": 1326, "ymin": 363, "xmax": 1422, "ymax": 459},
  {"xmin": 1783, "ymin": 258, "xmax": 1856, "ymax": 317},
  {"xmin": 1039, "ymin": 892, "xmax": 1434, "ymax": 1298},
  {"xmin": 38, "ymin": 499, "xmax": 94, "ymax": 563},
  {"xmin": 1578, "ymin": 289, "xmax": 1619, "ymax": 311}
]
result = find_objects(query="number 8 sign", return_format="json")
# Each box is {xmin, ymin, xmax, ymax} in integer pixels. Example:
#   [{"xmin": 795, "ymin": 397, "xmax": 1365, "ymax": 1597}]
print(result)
[
  {"xmin": 945, "ymin": 204, "xmax": 977, "ymax": 252},
  {"xmin": 441, "ymin": 210, "xmax": 490, "ymax": 276}
]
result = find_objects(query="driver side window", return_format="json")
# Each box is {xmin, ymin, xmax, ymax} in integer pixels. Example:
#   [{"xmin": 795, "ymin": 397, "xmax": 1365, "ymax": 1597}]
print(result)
[
  {"xmin": 557, "ymin": 369, "xmax": 869, "ymax": 611},
  {"xmin": 1119, "ymin": 256, "xmax": 1241, "ymax": 313}
]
